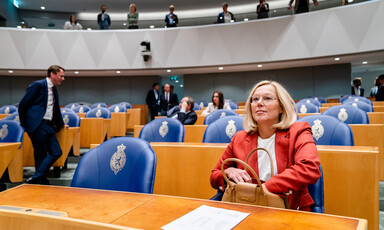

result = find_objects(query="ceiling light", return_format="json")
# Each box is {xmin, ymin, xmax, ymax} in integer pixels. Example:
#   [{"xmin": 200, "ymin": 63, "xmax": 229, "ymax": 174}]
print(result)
[
  {"xmin": 40, "ymin": 6, "xmax": 45, "ymax": 10},
  {"xmin": 175, "ymin": 80, "xmax": 179, "ymax": 83},
  {"xmin": 244, "ymin": 18, "xmax": 249, "ymax": 21},
  {"xmin": 21, "ymin": 21, "xmax": 25, "ymax": 24},
  {"xmin": 8, "ymin": 70, "xmax": 14, "ymax": 73},
  {"xmin": 74, "ymin": 71, "xmax": 79, "ymax": 74},
  {"xmin": 123, "ymin": 23, "xmax": 127, "ymax": 26},
  {"xmin": 348, "ymin": 0, "xmax": 353, "ymax": 2},
  {"xmin": 180, "ymin": 85, "xmax": 184, "ymax": 87},
  {"xmin": 16, "ymin": 26, "xmax": 21, "ymax": 28},
  {"xmin": 116, "ymin": 71, "xmax": 121, "ymax": 74},
  {"xmin": 257, "ymin": 64, "xmax": 263, "ymax": 68},
  {"xmin": 31, "ymin": 27, "xmax": 36, "ymax": 30},
  {"xmin": 167, "ymin": 69, "xmax": 171, "ymax": 73},
  {"xmin": 274, "ymin": 10, "xmax": 277, "ymax": 12},
  {"xmin": 362, "ymin": 61, "xmax": 368, "ymax": 64},
  {"xmin": 218, "ymin": 67, "xmax": 224, "ymax": 70},
  {"xmin": 87, "ymin": 28, "xmax": 92, "ymax": 31},
  {"xmin": 150, "ymin": 25, "xmax": 155, "ymax": 29},
  {"xmin": 230, "ymin": 20, "xmax": 235, "ymax": 23},
  {"xmin": 334, "ymin": 57, "xmax": 340, "ymax": 61}
]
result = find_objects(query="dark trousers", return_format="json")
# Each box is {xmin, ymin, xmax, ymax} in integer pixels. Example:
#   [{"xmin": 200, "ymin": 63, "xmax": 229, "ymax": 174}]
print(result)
[
  {"xmin": 29, "ymin": 121, "xmax": 62, "ymax": 184},
  {"xmin": 149, "ymin": 107, "xmax": 158, "ymax": 121}
]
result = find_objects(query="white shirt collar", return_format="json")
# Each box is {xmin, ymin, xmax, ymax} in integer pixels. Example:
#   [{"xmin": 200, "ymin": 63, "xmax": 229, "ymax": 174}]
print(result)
[{"xmin": 46, "ymin": 77, "xmax": 53, "ymax": 88}]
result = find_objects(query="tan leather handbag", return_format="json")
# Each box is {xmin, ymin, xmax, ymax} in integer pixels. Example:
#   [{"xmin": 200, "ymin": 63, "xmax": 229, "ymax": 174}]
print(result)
[{"xmin": 221, "ymin": 147, "xmax": 288, "ymax": 209}]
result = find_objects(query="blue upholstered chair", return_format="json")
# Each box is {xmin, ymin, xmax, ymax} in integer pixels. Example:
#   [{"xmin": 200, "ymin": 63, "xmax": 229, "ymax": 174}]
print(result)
[
  {"xmin": 322, "ymin": 105, "xmax": 369, "ymax": 124},
  {"xmin": 61, "ymin": 112, "xmax": 81, "ymax": 127},
  {"xmin": 339, "ymin": 95, "xmax": 357, "ymax": 103},
  {"xmin": 73, "ymin": 105, "xmax": 90, "ymax": 113},
  {"xmin": 108, "ymin": 104, "xmax": 127, "ymax": 113},
  {"xmin": 343, "ymin": 96, "xmax": 373, "ymax": 106},
  {"xmin": 343, "ymin": 100, "xmax": 373, "ymax": 113},
  {"xmin": 0, "ymin": 105, "xmax": 17, "ymax": 114},
  {"xmin": 71, "ymin": 137, "xmax": 156, "ymax": 193},
  {"xmin": 198, "ymin": 101, "xmax": 208, "ymax": 108},
  {"xmin": 204, "ymin": 109, "xmax": 239, "ymax": 125},
  {"xmin": 61, "ymin": 108, "xmax": 76, "ymax": 114},
  {"xmin": 308, "ymin": 165, "xmax": 324, "ymax": 213},
  {"xmin": 0, "ymin": 120, "xmax": 24, "ymax": 145},
  {"xmin": 119, "ymin": 102, "xmax": 132, "ymax": 109},
  {"xmin": 298, "ymin": 99, "xmax": 321, "ymax": 108},
  {"xmin": 194, "ymin": 104, "xmax": 201, "ymax": 111},
  {"xmin": 311, "ymin": 97, "xmax": 327, "ymax": 103},
  {"xmin": 2, "ymin": 113, "xmax": 20, "ymax": 123},
  {"xmin": 86, "ymin": 107, "xmax": 111, "ymax": 119},
  {"xmin": 227, "ymin": 101, "xmax": 238, "ymax": 110},
  {"xmin": 296, "ymin": 102, "xmax": 320, "ymax": 114},
  {"xmin": 65, "ymin": 103, "xmax": 79, "ymax": 110},
  {"xmin": 139, "ymin": 118, "xmax": 184, "ymax": 142},
  {"xmin": 167, "ymin": 105, "xmax": 178, "ymax": 116},
  {"xmin": 91, "ymin": 102, "xmax": 108, "ymax": 109},
  {"xmin": 203, "ymin": 116, "xmax": 244, "ymax": 143},
  {"xmin": 299, "ymin": 115, "xmax": 354, "ymax": 145}
]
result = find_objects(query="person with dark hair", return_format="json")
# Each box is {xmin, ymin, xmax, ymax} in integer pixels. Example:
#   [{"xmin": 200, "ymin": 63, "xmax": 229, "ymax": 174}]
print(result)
[
  {"xmin": 127, "ymin": 3, "xmax": 139, "ymax": 29},
  {"xmin": 167, "ymin": 96, "xmax": 197, "ymax": 125},
  {"xmin": 257, "ymin": 0, "xmax": 269, "ymax": 19},
  {"xmin": 19, "ymin": 65, "xmax": 66, "ymax": 185},
  {"xmin": 341, "ymin": 0, "xmax": 348, "ymax": 5},
  {"xmin": 201, "ymin": 91, "xmax": 231, "ymax": 115},
  {"xmin": 146, "ymin": 82, "xmax": 160, "ymax": 120},
  {"xmin": 160, "ymin": 84, "xmax": 179, "ymax": 115},
  {"xmin": 97, "ymin": 5, "xmax": 111, "ymax": 30},
  {"xmin": 165, "ymin": 5, "xmax": 178, "ymax": 27},
  {"xmin": 351, "ymin": 77, "xmax": 364, "ymax": 96},
  {"xmin": 64, "ymin": 15, "xmax": 82, "ymax": 30},
  {"xmin": 370, "ymin": 77, "xmax": 380, "ymax": 97},
  {"xmin": 288, "ymin": 0, "xmax": 318, "ymax": 14},
  {"xmin": 217, "ymin": 2, "xmax": 235, "ymax": 23},
  {"xmin": 376, "ymin": 75, "xmax": 384, "ymax": 101}
]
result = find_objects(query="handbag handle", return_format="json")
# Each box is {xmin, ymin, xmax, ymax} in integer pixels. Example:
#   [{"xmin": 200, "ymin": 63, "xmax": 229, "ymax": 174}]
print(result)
[
  {"xmin": 246, "ymin": 147, "xmax": 275, "ymax": 177},
  {"xmin": 221, "ymin": 158, "xmax": 265, "ymax": 196}
]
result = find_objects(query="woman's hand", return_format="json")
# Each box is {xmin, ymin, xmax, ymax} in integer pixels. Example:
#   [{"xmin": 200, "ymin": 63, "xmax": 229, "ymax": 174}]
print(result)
[{"xmin": 224, "ymin": 167, "xmax": 252, "ymax": 183}]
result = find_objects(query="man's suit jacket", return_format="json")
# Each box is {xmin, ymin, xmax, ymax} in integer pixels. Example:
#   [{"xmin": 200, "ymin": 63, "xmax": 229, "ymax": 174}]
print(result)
[
  {"xmin": 351, "ymin": 86, "xmax": 365, "ymax": 97},
  {"xmin": 167, "ymin": 107, "xmax": 197, "ymax": 125},
  {"xmin": 146, "ymin": 89, "xmax": 159, "ymax": 110},
  {"xmin": 210, "ymin": 122, "xmax": 321, "ymax": 210},
  {"xmin": 18, "ymin": 79, "xmax": 64, "ymax": 134},
  {"xmin": 160, "ymin": 92, "xmax": 179, "ymax": 115},
  {"xmin": 165, "ymin": 13, "xmax": 178, "ymax": 27},
  {"xmin": 376, "ymin": 85, "xmax": 384, "ymax": 101},
  {"xmin": 217, "ymin": 11, "xmax": 235, "ymax": 23},
  {"xmin": 97, "ymin": 13, "xmax": 111, "ymax": 29}
]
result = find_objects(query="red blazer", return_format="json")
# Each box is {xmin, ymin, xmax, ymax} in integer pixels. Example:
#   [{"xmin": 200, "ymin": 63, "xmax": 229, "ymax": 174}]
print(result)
[{"xmin": 210, "ymin": 122, "xmax": 321, "ymax": 210}]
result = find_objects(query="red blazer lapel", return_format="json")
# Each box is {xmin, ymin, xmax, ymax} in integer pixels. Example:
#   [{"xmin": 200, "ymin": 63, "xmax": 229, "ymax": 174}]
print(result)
[
  {"xmin": 275, "ymin": 130, "xmax": 290, "ymax": 174},
  {"xmin": 244, "ymin": 132, "xmax": 259, "ymax": 174}
]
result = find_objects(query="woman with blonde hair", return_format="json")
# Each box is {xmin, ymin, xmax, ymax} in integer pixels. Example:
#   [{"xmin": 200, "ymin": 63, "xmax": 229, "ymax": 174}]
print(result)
[
  {"xmin": 127, "ymin": 3, "xmax": 139, "ymax": 29},
  {"xmin": 210, "ymin": 80, "xmax": 321, "ymax": 211}
]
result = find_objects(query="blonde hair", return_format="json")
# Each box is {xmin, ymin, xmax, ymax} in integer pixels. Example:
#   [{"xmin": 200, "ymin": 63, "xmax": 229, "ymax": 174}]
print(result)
[
  {"xmin": 130, "ymin": 3, "xmax": 137, "ymax": 12},
  {"xmin": 243, "ymin": 80, "xmax": 297, "ymax": 134}
]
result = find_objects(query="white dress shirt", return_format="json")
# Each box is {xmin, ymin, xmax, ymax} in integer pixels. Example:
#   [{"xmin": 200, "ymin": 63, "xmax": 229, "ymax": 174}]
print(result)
[{"xmin": 43, "ymin": 77, "xmax": 54, "ymax": 121}]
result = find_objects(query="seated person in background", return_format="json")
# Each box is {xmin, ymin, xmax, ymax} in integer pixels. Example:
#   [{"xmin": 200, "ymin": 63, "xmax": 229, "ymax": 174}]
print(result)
[
  {"xmin": 165, "ymin": 5, "xmax": 178, "ymax": 27},
  {"xmin": 64, "ymin": 15, "xmax": 82, "ymax": 30},
  {"xmin": 376, "ymin": 74, "xmax": 384, "ymax": 101},
  {"xmin": 217, "ymin": 2, "xmax": 235, "ymax": 23},
  {"xmin": 210, "ymin": 80, "xmax": 321, "ymax": 211},
  {"xmin": 257, "ymin": 0, "xmax": 270, "ymax": 19},
  {"xmin": 370, "ymin": 77, "xmax": 380, "ymax": 97},
  {"xmin": 167, "ymin": 96, "xmax": 197, "ymax": 125},
  {"xmin": 201, "ymin": 91, "xmax": 231, "ymax": 115},
  {"xmin": 351, "ymin": 77, "xmax": 364, "ymax": 96}
]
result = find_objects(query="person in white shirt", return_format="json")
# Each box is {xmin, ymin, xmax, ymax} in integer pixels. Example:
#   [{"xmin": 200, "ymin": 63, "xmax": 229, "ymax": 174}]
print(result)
[
  {"xmin": 64, "ymin": 15, "xmax": 82, "ymax": 30},
  {"xmin": 217, "ymin": 3, "xmax": 235, "ymax": 23},
  {"xmin": 201, "ymin": 91, "xmax": 231, "ymax": 115}
]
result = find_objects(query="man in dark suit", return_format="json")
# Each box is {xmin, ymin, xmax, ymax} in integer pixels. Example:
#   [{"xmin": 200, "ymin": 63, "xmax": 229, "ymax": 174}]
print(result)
[
  {"xmin": 97, "ymin": 5, "xmax": 111, "ymax": 29},
  {"xmin": 217, "ymin": 3, "xmax": 235, "ymax": 23},
  {"xmin": 167, "ymin": 96, "xmax": 197, "ymax": 125},
  {"xmin": 160, "ymin": 83, "xmax": 179, "ymax": 116},
  {"xmin": 165, "ymin": 5, "xmax": 178, "ymax": 27},
  {"xmin": 19, "ymin": 65, "xmax": 65, "ymax": 185},
  {"xmin": 146, "ymin": 82, "xmax": 160, "ymax": 121},
  {"xmin": 351, "ymin": 77, "xmax": 364, "ymax": 96},
  {"xmin": 376, "ymin": 74, "xmax": 384, "ymax": 101}
]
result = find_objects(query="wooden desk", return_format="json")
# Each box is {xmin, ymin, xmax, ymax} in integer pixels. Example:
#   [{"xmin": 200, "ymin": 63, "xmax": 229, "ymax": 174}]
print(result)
[
  {"xmin": 368, "ymin": 112, "xmax": 384, "ymax": 124},
  {"xmin": 0, "ymin": 185, "xmax": 367, "ymax": 230},
  {"xmin": 110, "ymin": 113, "xmax": 130, "ymax": 137},
  {"xmin": 126, "ymin": 109, "xmax": 141, "ymax": 132},
  {"xmin": 0, "ymin": 143, "xmax": 21, "ymax": 182},
  {"xmin": 321, "ymin": 103, "xmax": 341, "ymax": 107},
  {"xmin": 372, "ymin": 101, "xmax": 384, "ymax": 106},
  {"xmin": 77, "ymin": 113, "xmax": 86, "ymax": 118},
  {"xmin": 196, "ymin": 115, "xmax": 205, "ymax": 125},
  {"xmin": 80, "ymin": 118, "xmax": 111, "ymax": 148},
  {"xmin": 150, "ymin": 143, "xmax": 378, "ymax": 230},
  {"xmin": 234, "ymin": 109, "xmax": 245, "ymax": 115},
  {"xmin": 0, "ymin": 114, "xmax": 10, "ymax": 120},
  {"xmin": 195, "ymin": 110, "xmax": 203, "ymax": 115}
]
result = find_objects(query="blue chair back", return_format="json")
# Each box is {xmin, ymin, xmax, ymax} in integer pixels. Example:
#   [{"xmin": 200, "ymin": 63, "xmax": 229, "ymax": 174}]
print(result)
[
  {"xmin": 108, "ymin": 104, "xmax": 127, "ymax": 113},
  {"xmin": 167, "ymin": 105, "xmax": 178, "ymax": 116},
  {"xmin": 339, "ymin": 95, "xmax": 357, "ymax": 103},
  {"xmin": 296, "ymin": 102, "xmax": 320, "ymax": 114},
  {"xmin": 62, "ymin": 112, "xmax": 81, "ymax": 127},
  {"xmin": 308, "ymin": 165, "xmax": 324, "ymax": 213},
  {"xmin": 198, "ymin": 101, "xmax": 208, "ymax": 108},
  {"xmin": 343, "ymin": 96, "xmax": 373, "ymax": 106},
  {"xmin": 204, "ymin": 109, "xmax": 239, "ymax": 125},
  {"xmin": 139, "ymin": 118, "xmax": 184, "ymax": 142},
  {"xmin": 60, "ymin": 108, "xmax": 75, "ymax": 114},
  {"xmin": 0, "ymin": 105, "xmax": 17, "ymax": 114},
  {"xmin": 322, "ymin": 105, "xmax": 369, "ymax": 124},
  {"xmin": 193, "ymin": 104, "xmax": 201, "ymax": 111},
  {"xmin": 227, "ymin": 101, "xmax": 238, "ymax": 110},
  {"xmin": 91, "ymin": 102, "xmax": 108, "ymax": 109},
  {"xmin": 71, "ymin": 137, "xmax": 156, "ymax": 193},
  {"xmin": 0, "ymin": 120, "xmax": 24, "ymax": 147},
  {"xmin": 65, "ymin": 103, "xmax": 79, "ymax": 110},
  {"xmin": 119, "ymin": 102, "xmax": 132, "ymax": 109},
  {"xmin": 203, "ymin": 116, "xmax": 244, "ymax": 143},
  {"xmin": 73, "ymin": 105, "xmax": 90, "ymax": 113},
  {"xmin": 298, "ymin": 99, "xmax": 321, "ymax": 107},
  {"xmin": 2, "ymin": 113, "xmax": 20, "ymax": 123},
  {"xmin": 343, "ymin": 100, "xmax": 373, "ymax": 113},
  {"xmin": 311, "ymin": 97, "xmax": 327, "ymax": 103},
  {"xmin": 298, "ymin": 115, "xmax": 354, "ymax": 145},
  {"xmin": 86, "ymin": 107, "xmax": 111, "ymax": 119}
]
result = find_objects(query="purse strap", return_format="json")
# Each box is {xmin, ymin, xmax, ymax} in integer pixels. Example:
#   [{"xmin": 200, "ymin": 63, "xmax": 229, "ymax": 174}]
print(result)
[
  {"xmin": 246, "ymin": 147, "xmax": 275, "ymax": 177},
  {"xmin": 221, "ymin": 158, "xmax": 265, "ymax": 196}
]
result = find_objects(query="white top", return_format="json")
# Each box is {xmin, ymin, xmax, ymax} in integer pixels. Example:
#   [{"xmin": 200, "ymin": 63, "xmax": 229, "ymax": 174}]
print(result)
[
  {"xmin": 64, "ymin": 21, "xmax": 82, "ymax": 30},
  {"xmin": 353, "ymin": 86, "xmax": 360, "ymax": 96},
  {"xmin": 201, "ymin": 102, "xmax": 231, "ymax": 115},
  {"xmin": 43, "ymin": 77, "xmax": 54, "ymax": 120},
  {"xmin": 257, "ymin": 133, "xmax": 278, "ymax": 182},
  {"xmin": 224, "ymin": 12, "xmax": 231, "ymax": 23}
]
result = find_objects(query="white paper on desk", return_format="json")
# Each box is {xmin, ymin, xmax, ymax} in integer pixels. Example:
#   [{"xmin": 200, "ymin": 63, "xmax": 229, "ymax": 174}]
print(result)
[{"xmin": 161, "ymin": 205, "xmax": 250, "ymax": 230}]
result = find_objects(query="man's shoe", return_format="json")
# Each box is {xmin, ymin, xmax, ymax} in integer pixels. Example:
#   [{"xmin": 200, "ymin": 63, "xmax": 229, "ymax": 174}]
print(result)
[{"xmin": 24, "ymin": 177, "xmax": 38, "ymax": 184}]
